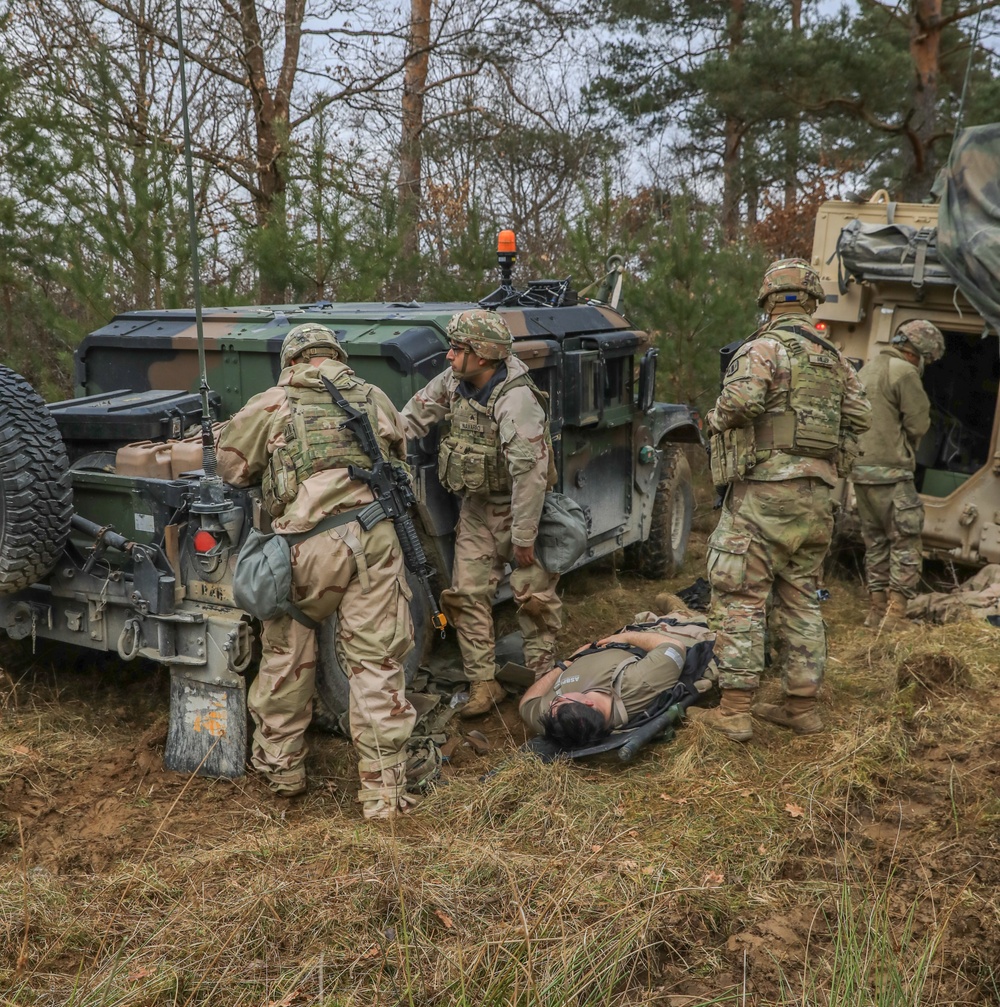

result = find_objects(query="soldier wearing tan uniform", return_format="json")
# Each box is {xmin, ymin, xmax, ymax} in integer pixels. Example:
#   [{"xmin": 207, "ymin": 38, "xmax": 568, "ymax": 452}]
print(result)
[
  {"xmin": 403, "ymin": 309, "xmax": 559, "ymax": 718},
  {"xmin": 699, "ymin": 259, "xmax": 871, "ymax": 740},
  {"xmin": 852, "ymin": 320, "xmax": 945, "ymax": 629},
  {"xmin": 218, "ymin": 325, "xmax": 416, "ymax": 818}
]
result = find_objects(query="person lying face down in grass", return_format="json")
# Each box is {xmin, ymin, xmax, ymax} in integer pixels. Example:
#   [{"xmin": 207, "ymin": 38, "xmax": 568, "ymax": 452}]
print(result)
[{"xmin": 518, "ymin": 609, "xmax": 715, "ymax": 748}]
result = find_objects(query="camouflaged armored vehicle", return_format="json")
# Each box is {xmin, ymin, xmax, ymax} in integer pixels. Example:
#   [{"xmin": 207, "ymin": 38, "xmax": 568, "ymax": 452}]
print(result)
[
  {"xmin": 0, "ymin": 257, "xmax": 702, "ymax": 776},
  {"xmin": 812, "ymin": 122, "xmax": 1000, "ymax": 566}
]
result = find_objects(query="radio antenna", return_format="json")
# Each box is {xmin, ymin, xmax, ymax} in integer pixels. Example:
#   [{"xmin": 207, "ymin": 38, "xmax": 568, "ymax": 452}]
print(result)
[{"xmin": 174, "ymin": 0, "xmax": 225, "ymax": 512}]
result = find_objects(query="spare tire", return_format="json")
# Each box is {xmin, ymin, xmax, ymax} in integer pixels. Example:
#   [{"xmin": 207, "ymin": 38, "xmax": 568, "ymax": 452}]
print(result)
[
  {"xmin": 624, "ymin": 443, "xmax": 693, "ymax": 580},
  {"xmin": 0, "ymin": 366, "xmax": 73, "ymax": 595}
]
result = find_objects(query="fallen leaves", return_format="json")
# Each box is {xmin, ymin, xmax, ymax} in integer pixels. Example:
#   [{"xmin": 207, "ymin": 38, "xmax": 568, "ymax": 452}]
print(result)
[
  {"xmin": 659, "ymin": 793, "xmax": 689, "ymax": 805},
  {"xmin": 702, "ymin": 871, "xmax": 725, "ymax": 887},
  {"xmin": 785, "ymin": 802, "xmax": 805, "ymax": 818},
  {"xmin": 433, "ymin": 908, "xmax": 454, "ymax": 929}
]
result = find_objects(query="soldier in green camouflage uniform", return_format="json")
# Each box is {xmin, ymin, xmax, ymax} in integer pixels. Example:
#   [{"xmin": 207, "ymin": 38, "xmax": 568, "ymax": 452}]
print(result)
[
  {"xmin": 403, "ymin": 309, "xmax": 559, "ymax": 718},
  {"xmin": 218, "ymin": 324, "xmax": 417, "ymax": 818},
  {"xmin": 698, "ymin": 259, "xmax": 871, "ymax": 740},
  {"xmin": 852, "ymin": 320, "xmax": 945, "ymax": 629}
]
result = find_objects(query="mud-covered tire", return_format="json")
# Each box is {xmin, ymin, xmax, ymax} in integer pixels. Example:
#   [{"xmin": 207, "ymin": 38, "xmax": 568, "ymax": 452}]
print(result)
[
  {"xmin": 625, "ymin": 444, "xmax": 693, "ymax": 580},
  {"xmin": 312, "ymin": 567, "xmax": 431, "ymax": 734},
  {"xmin": 0, "ymin": 367, "xmax": 73, "ymax": 595}
]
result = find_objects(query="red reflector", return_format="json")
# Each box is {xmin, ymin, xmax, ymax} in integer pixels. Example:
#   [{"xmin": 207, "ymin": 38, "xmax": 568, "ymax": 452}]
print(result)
[
  {"xmin": 193, "ymin": 530, "xmax": 218, "ymax": 553},
  {"xmin": 815, "ymin": 322, "xmax": 827, "ymax": 331}
]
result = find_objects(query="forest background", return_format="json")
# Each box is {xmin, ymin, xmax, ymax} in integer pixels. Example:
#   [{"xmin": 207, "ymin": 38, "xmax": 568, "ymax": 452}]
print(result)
[{"xmin": 2, "ymin": 0, "xmax": 1000, "ymax": 414}]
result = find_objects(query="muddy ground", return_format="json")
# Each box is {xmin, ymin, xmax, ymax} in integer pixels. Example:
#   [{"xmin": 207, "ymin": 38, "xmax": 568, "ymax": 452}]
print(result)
[{"xmin": 3, "ymin": 545, "xmax": 1000, "ymax": 1004}]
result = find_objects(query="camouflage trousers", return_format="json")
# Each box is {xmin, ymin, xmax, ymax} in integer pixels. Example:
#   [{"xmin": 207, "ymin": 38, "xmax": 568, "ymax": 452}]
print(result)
[
  {"xmin": 707, "ymin": 478, "xmax": 833, "ymax": 697},
  {"xmin": 249, "ymin": 518, "xmax": 415, "ymax": 789},
  {"xmin": 854, "ymin": 480, "xmax": 924, "ymax": 597},
  {"xmin": 441, "ymin": 495, "xmax": 561, "ymax": 682}
]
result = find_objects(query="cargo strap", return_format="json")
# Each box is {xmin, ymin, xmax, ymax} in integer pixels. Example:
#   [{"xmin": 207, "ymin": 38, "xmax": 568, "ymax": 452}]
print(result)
[
  {"xmin": 909, "ymin": 227, "xmax": 935, "ymax": 290},
  {"xmin": 279, "ymin": 505, "xmax": 369, "ymax": 629}
]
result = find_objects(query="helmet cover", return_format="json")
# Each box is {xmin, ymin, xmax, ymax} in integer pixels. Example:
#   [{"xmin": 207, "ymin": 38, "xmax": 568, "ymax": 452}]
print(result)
[
  {"xmin": 892, "ymin": 320, "xmax": 945, "ymax": 363},
  {"xmin": 445, "ymin": 309, "xmax": 512, "ymax": 361},
  {"xmin": 757, "ymin": 258, "xmax": 826, "ymax": 307},
  {"xmin": 280, "ymin": 323, "xmax": 347, "ymax": 369}
]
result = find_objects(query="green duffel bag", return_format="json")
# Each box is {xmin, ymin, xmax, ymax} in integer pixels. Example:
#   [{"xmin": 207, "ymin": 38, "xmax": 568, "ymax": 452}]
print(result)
[{"xmin": 534, "ymin": 492, "xmax": 589, "ymax": 574}]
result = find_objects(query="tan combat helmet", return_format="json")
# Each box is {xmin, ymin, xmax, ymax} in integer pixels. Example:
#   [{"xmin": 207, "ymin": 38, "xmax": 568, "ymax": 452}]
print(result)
[
  {"xmin": 757, "ymin": 257, "xmax": 826, "ymax": 309},
  {"xmin": 279, "ymin": 323, "xmax": 347, "ymax": 369},
  {"xmin": 446, "ymin": 309, "xmax": 512, "ymax": 360},
  {"xmin": 892, "ymin": 320, "xmax": 946, "ymax": 363}
]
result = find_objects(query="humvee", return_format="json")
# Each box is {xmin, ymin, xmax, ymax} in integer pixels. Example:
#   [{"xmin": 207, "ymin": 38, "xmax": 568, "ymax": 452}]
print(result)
[
  {"xmin": 810, "ymin": 123, "xmax": 1000, "ymax": 566},
  {"xmin": 0, "ymin": 256, "xmax": 702, "ymax": 777}
]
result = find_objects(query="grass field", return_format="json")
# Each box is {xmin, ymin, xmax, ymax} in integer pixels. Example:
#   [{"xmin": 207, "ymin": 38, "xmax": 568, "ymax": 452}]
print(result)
[{"xmin": 3, "ymin": 487, "xmax": 1000, "ymax": 1005}]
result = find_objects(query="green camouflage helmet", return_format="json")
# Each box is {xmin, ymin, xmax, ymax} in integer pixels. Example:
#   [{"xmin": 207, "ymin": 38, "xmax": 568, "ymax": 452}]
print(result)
[
  {"xmin": 280, "ymin": 323, "xmax": 347, "ymax": 369},
  {"xmin": 446, "ymin": 309, "xmax": 512, "ymax": 360},
  {"xmin": 757, "ymin": 258, "xmax": 826, "ymax": 307},
  {"xmin": 893, "ymin": 320, "xmax": 945, "ymax": 363}
]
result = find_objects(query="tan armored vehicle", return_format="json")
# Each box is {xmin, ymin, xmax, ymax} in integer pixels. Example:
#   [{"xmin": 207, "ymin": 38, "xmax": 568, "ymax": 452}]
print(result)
[{"xmin": 810, "ymin": 123, "xmax": 1000, "ymax": 567}]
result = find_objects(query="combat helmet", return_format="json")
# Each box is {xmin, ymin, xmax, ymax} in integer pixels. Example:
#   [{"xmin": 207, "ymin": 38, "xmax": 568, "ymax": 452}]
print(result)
[
  {"xmin": 446, "ymin": 309, "xmax": 512, "ymax": 360},
  {"xmin": 757, "ymin": 258, "xmax": 826, "ymax": 308},
  {"xmin": 892, "ymin": 320, "xmax": 945, "ymax": 363},
  {"xmin": 280, "ymin": 323, "xmax": 347, "ymax": 369}
]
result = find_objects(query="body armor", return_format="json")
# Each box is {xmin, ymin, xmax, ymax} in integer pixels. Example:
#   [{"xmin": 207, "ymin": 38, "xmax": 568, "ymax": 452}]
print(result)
[
  {"xmin": 709, "ymin": 321, "xmax": 846, "ymax": 486},
  {"xmin": 438, "ymin": 374, "xmax": 553, "ymax": 495},
  {"xmin": 263, "ymin": 371, "xmax": 384, "ymax": 516},
  {"xmin": 752, "ymin": 322, "xmax": 845, "ymax": 462}
]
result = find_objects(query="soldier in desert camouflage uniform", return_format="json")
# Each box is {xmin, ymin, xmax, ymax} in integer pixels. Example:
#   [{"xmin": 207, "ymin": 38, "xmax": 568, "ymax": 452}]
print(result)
[
  {"xmin": 403, "ymin": 309, "xmax": 559, "ymax": 718},
  {"xmin": 218, "ymin": 324, "xmax": 416, "ymax": 818},
  {"xmin": 697, "ymin": 259, "xmax": 871, "ymax": 740},
  {"xmin": 852, "ymin": 320, "xmax": 945, "ymax": 630}
]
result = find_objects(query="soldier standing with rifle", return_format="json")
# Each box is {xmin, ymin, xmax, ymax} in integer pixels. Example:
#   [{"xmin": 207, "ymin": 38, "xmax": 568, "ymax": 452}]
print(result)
[
  {"xmin": 403, "ymin": 309, "xmax": 560, "ymax": 718},
  {"xmin": 697, "ymin": 259, "xmax": 871, "ymax": 741},
  {"xmin": 218, "ymin": 324, "xmax": 417, "ymax": 818}
]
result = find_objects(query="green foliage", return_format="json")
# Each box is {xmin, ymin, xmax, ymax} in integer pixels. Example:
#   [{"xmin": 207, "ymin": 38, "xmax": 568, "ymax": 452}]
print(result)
[
  {"xmin": 587, "ymin": 1, "xmax": 1000, "ymax": 211},
  {"xmin": 628, "ymin": 197, "xmax": 768, "ymax": 414}
]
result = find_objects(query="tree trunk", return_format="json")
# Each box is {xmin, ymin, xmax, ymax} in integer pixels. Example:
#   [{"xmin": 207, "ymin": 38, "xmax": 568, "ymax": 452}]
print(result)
[
  {"xmin": 236, "ymin": 0, "xmax": 304, "ymax": 303},
  {"xmin": 131, "ymin": 1, "xmax": 153, "ymax": 308},
  {"xmin": 721, "ymin": 0, "xmax": 746, "ymax": 241},
  {"xmin": 901, "ymin": 0, "xmax": 943, "ymax": 200},
  {"xmin": 783, "ymin": 0, "xmax": 802, "ymax": 211},
  {"xmin": 397, "ymin": 0, "xmax": 432, "ymax": 297}
]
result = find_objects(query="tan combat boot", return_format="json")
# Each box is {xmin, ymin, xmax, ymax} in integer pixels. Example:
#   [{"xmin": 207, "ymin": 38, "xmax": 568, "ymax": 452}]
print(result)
[
  {"xmin": 691, "ymin": 689, "xmax": 754, "ymax": 742},
  {"xmin": 864, "ymin": 590, "xmax": 888, "ymax": 628},
  {"xmin": 753, "ymin": 695, "xmax": 823, "ymax": 734},
  {"xmin": 882, "ymin": 590, "xmax": 910, "ymax": 630},
  {"xmin": 459, "ymin": 679, "xmax": 506, "ymax": 719}
]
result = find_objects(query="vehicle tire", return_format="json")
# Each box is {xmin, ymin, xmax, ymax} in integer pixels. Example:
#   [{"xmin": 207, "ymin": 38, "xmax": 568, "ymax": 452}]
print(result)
[
  {"xmin": 312, "ymin": 567, "xmax": 431, "ymax": 735},
  {"xmin": 625, "ymin": 444, "xmax": 693, "ymax": 580},
  {"xmin": 0, "ymin": 366, "xmax": 73, "ymax": 595}
]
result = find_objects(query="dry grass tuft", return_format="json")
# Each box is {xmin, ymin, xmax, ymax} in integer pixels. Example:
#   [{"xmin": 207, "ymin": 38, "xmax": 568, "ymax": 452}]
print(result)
[{"xmin": 3, "ymin": 556, "xmax": 1000, "ymax": 1004}]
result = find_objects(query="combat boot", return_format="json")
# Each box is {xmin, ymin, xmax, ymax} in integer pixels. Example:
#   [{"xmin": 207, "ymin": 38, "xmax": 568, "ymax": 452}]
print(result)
[
  {"xmin": 691, "ymin": 689, "xmax": 753, "ymax": 742},
  {"xmin": 753, "ymin": 695, "xmax": 823, "ymax": 734},
  {"xmin": 459, "ymin": 679, "xmax": 506, "ymax": 719},
  {"xmin": 882, "ymin": 590, "xmax": 910, "ymax": 630},
  {"xmin": 864, "ymin": 590, "xmax": 888, "ymax": 628}
]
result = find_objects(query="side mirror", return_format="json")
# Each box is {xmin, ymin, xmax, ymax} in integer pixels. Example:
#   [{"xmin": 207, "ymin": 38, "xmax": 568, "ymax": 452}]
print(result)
[{"xmin": 637, "ymin": 348, "xmax": 658, "ymax": 412}]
